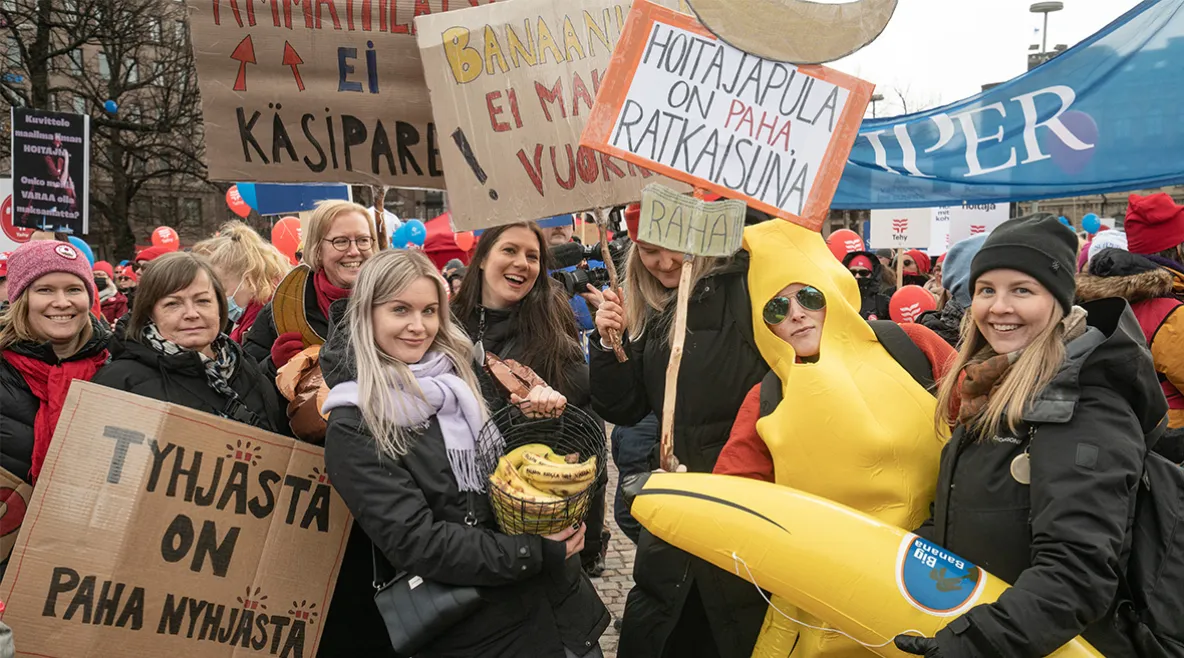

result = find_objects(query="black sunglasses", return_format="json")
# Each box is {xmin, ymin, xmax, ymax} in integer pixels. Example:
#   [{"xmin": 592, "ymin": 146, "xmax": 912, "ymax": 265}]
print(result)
[
  {"xmin": 849, "ymin": 268, "xmax": 872, "ymax": 278},
  {"xmin": 763, "ymin": 286, "xmax": 826, "ymax": 325}
]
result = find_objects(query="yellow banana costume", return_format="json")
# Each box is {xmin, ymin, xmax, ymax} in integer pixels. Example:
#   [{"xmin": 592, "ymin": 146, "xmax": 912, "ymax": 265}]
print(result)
[{"xmin": 744, "ymin": 221, "xmax": 944, "ymax": 657}]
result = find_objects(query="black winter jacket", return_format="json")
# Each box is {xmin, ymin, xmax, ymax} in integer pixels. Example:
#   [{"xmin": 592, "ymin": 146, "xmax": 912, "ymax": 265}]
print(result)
[
  {"xmin": 316, "ymin": 305, "xmax": 610, "ymax": 658},
  {"xmin": 243, "ymin": 275, "xmax": 330, "ymax": 374},
  {"xmin": 842, "ymin": 250, "xmax": 893, "ymax": 321},
  {"xmin": 91, "ymin": 337, "xmax": 288, "ymax": 435},
  {"xmin": 589, "ymin": 253, "xmax": 770, "ymax": 658},
  {"xmin": 921, "ymin": 299, "xmax": 1164, "ymax": 658},
  {"xmin": 458, "ymin": 304, "xmax": 592, "ymax": 412},
  {"xmin": 0, "ymin": 317, "xmax": 112, "ymax": 484}
]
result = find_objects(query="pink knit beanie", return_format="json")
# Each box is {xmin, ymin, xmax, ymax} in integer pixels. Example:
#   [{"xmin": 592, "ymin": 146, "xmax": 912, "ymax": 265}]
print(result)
[{"xmin": 6, "ymin": 241, "xmax": 96, "ymax": 305}]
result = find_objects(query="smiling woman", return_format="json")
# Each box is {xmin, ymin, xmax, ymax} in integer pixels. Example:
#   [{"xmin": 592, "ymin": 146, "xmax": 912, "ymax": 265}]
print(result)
[
  {"xmin": 0, "ymin": 240, "xmax": 112, "ymax": 486},
  {"xmin": 243, "ymin": 199, "xmax": 379, "ymax": 374},
  {"xmin": 92, "ymin": 252, "xmax": 287, "ymax": 436}
]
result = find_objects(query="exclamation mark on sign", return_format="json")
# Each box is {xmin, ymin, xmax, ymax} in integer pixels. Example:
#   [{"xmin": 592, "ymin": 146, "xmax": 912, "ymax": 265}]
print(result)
[{"xmin": 451, "ymin": 128, "xmax": 498, "ymax": 200}]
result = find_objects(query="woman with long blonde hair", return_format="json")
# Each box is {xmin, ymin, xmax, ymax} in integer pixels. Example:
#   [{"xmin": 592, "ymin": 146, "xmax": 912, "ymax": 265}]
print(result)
[
  {"xmin": 192, "ymin": 221, "xmax": 292, "ymax": 344},
  {"xmin": 591, "ymin": 204, "xmax": 769, "ymax": 658},
  {"xmin": 315, "ymin": 249, "xmax": 609, "ymax": 658},
  {"xmin": 896, "ymin": 215, "xmax": 1162, "ymax": 658}
]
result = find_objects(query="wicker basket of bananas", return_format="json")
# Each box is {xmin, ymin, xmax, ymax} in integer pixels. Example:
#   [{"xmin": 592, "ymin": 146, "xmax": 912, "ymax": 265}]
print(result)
[{"xmin": 477, "ymin": 404, "xmax": 607, "ymax": 536}]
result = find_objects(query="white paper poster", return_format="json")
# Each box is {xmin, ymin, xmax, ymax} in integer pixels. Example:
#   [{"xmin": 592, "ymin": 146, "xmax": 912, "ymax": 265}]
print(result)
[
  {"xmin": 947, "ymin": 203, "xmax": 1011, "ymax": 245},
  {"xmin": 870, "ymin": 207, "xmax": 933, "ymax": 249}
]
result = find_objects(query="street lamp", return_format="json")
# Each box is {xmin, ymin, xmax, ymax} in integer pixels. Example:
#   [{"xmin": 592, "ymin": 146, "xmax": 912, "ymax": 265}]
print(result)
[
  {"xmin": 870, "ymin": 93, "xmax": 885, "ymax": 118},
  {"xmin": 1031, "ymin": 1, "xmax": 1064, "ymax": 54}
]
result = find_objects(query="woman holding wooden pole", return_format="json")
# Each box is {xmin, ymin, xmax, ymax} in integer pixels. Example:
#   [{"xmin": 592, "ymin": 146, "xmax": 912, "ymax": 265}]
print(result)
[{"xmin": 589, "ymin": 204, "xmax": 769, "ymax": 658}]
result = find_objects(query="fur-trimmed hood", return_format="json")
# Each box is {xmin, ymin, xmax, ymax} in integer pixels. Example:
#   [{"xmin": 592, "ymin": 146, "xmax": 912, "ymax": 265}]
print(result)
[{"xmin": 1077, "ymin": 248, "xmax": 1176, "ymax": 303}]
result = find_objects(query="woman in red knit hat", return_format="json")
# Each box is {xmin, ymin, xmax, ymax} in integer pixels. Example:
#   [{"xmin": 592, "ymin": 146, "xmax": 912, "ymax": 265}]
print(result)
[{"xmin": 0, "ymin": 241, "xmax": 112, "ymax": 490}]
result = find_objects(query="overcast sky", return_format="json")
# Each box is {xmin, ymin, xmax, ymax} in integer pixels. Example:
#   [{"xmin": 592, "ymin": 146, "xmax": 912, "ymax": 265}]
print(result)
[{"xmin": 823, "ymin": 0, "xmax": 1143, "ymax": 116}]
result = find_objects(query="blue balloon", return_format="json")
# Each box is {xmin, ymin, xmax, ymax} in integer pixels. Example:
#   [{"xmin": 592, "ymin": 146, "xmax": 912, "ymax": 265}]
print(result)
[
  {"xmin": 103, "ymin": 100, "xmax": 118, "ymax": 114},
  {"xmin": 1058, "ymin": 216, "xmax": 1071, "ymax": 226},
  {"xmin": 391, "ymin": 224, "xmax": 410, "ymax": 249},
  {"xmin": 67, "ymin": 236, "xmax": 95, "ymax": 266},
  {"xmin": 1082, "ymin": 213, "xmax": 1102, "ymax": 235},
  {"xmin": 403, "ymin": 219, "xmax": 427, "ymax": 247}
]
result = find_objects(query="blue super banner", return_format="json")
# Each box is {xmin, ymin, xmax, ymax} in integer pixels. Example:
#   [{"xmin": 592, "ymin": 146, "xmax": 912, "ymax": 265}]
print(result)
[{"xmin": 832, "ymin": 0, "xmax": 1184, "ymax": 209}]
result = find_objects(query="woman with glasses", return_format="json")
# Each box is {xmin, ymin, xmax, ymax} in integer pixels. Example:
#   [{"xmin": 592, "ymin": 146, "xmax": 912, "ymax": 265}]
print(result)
[
  {"xmin": 713, "ymin": 220, "xmax": 953, "ymax": 657},
  {"xmin": 244, "ymin": 200, "xmax": 379, "ymax": 374},
  {"xmin": 591, "ymin": 204, "xmax": 769, "ymax": 658},
  {"xmin": 841, "ymin": 250, "xmax": 893, "ymax": 320}
]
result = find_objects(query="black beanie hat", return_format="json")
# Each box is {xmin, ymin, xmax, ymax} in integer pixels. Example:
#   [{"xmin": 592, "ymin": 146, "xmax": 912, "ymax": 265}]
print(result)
[{"xmin": 970, "ymin": 214, "xmax": 1078, "ymax": 313}]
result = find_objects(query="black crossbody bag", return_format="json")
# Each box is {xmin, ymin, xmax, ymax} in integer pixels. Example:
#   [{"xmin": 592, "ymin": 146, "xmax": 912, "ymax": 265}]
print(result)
[{"xmin": 372, "ymin": 493, "xmax": 483, "ymax": 656}]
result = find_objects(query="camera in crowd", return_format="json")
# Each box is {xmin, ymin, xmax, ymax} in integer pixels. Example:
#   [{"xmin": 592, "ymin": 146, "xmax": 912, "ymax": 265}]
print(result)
[{"xmin": 548, "ymin": 237, "xmax": 632, "ymax": 297}]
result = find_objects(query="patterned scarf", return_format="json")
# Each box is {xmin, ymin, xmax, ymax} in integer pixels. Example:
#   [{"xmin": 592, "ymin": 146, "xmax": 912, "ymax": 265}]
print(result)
[
  {"xmin": 142, "ymin": 324, "xmax": 238, "ymax": 400},
  {"xmin": 958, "ymin": 307, "xmax": 1089, "ymax": 425}
]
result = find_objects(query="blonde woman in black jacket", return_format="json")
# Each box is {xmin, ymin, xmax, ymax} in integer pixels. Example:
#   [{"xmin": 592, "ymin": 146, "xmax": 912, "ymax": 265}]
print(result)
[
  {"xmin": 898, "ymin": 215, "xmax": 1163, "ymax": 658},
  {"xmin": 317, "ymin": 249, "xmax": 608, "ymax": 658}
]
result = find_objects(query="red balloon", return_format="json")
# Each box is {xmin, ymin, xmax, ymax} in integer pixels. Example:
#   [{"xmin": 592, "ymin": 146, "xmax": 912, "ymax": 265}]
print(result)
[
  {"xmin": 226, "ymin": 185, "xmax": 251, "ymax": 218},
  {"xmin": 151, "ymin": 226, "xmax": 180, "ymax": 252},
  {"xmin": 454, "ymin": 231, "xmax": 475, "ymax": 252},
  {"xmin": 826, "ymin": 229, "xmax": 864, "ymax": 260},
  {"xmin": 889, "ymin": 285, "xmax": 937, "ymax": 324},
  {"xmin": 271, "ymin": 216, "xmax": 302, "ymax": 265}
]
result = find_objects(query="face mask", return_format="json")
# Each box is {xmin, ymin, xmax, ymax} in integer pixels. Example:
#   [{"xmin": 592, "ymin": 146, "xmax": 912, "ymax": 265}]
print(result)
[
  {"xmin": 94, "ymin": 276, "xmax": 109, "ymax": 289},
  {"xmin": 226, "ymin": 281, "xmax": 246, "ymax": 323}
]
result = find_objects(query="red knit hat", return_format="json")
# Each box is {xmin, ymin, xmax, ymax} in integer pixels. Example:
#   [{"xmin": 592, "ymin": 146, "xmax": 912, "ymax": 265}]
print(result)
[
  {"xmin": 624, "ymin": 203, "xmax": 641, "ymax": 242},
  {"xmin": 1126, "ymin": 193, "xmax": 1184, "ymax": 255},
  {"xmin": 904, "ymin": 249, "xmax": 931, "ymax": 275},
  {"xmin": 135, "ymin": 245, "xmax": 168, "ymax": 262},
  {"xmin": 0, "ymin": 251, "xmax": 10, "ymax": 279},
  {"xmin": 93, "ymin": 260, "xmax": 115, "ymax": 278},
  {"xmin": 847, "ymin": 255, "xmax": 874, "ymax": 271},
  {"xmin": 6, "ymin": 241, "xmax": 96, "ymax": 304}
]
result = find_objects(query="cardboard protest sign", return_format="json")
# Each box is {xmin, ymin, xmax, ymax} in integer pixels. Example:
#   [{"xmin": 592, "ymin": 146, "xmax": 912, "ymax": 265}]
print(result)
[
  {"xmin": 414, "ymin": 0, "xmax": 684, "ymax": 232},
  {"xmin": 9, "ymin": 108, "xmax": 89, "ymax": 234},
  {"xmin": 188, "ymin": 1, "xmax": 493, "ymax": 188},
  {"xmin": 947, "ymin": 202, "xmax": 1011, "ymax": 244},
  {"xmin": 580, "ymin": 0, "xmax": 873, "ymax": 232},
  {"xmin": 869, "ymin": 207, "xmax": 933, "ymax": 249},
  {"xmin": 637, "ymin": 183, "xmax": 744, "ymax": 257},
  {"xmin": 0, "ymin": 465, "xmax": 33, "ymax": 577},
  {"xmin": 0, "ymin": 382, "xmax": 352, "ymax": 658}
]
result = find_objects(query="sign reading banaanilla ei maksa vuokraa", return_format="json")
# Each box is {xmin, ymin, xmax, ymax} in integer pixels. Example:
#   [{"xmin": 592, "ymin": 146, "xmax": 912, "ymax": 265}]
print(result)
[{"xmin": 9, "ymin": 107, "xmax": 90, "ymax": 235}]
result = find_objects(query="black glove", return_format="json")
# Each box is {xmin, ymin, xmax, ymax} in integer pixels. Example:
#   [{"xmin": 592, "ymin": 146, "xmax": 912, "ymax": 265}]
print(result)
[{"xmin": 894, "ymin": 635, "xmax": 943, "ymax": 657}]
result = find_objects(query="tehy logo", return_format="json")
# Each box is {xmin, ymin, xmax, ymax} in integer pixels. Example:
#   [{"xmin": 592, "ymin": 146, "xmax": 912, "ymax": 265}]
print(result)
[
  {"xmin": 892, "ymin": 218, "xmax": 909, "ymax": 234},
  {"xmin": 969, "ymin": 225, "xmax": 986, "ymax": 235},
  {"xmin": 899, "ymin": 302, "xmax": 923, "ymax": 322},
  {"xmin": 54, "ymin": 244, "xmax": 78, "ymax": 260}
]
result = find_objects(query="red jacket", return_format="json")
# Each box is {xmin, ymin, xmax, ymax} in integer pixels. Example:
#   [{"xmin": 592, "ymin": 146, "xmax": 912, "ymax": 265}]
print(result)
[
  {"xmin": 714, "ymin": 323, "xmax": 956, "ymax": 483},
  {"xmin": 99, "ymin": 292, "xmax": 128, "ymax": 326}
]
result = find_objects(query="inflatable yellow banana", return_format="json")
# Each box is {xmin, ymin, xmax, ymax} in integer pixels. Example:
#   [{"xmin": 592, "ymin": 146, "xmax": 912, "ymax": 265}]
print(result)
[{"xmin": 631, "ymin": 472, "xmax": 1102, "ymax": 658}]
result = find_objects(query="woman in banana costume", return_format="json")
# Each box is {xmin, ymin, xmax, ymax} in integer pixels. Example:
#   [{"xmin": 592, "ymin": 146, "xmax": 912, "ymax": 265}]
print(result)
[
  {"xmin": 714, "ymin": 219, "xmax": 953, "ymax": 657},
  {"xmin": 315, "ymin": 249, "xmax": 609, "ymax": 658}
]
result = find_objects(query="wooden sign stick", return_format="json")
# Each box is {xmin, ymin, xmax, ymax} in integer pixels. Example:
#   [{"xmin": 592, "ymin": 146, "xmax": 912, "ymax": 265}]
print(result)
[
  {"xmin": 659, "ymin": 251, "xmax": 694, "ymax": 472},
  {"xmin": 594, "ymin": 207, "xmax": 628, "ymax": 363},
  {"xmin": 897, "ymin": 248, "xmax": 905, "ymax": 288},
  {"xmin": 374, "ymin": 185, "xmax": 389, "ymax": 250}
]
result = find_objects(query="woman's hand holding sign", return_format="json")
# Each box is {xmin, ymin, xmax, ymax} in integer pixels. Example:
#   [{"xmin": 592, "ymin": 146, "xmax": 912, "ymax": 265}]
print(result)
[{"xmin": 594, "ymin": 288, "xmax": 626, "ymax": 343}]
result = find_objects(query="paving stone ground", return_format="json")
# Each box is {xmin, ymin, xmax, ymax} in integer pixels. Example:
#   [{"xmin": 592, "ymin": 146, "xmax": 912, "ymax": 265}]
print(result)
[{"xmin": 592, "ymin": 445, "xmax": 635, "ymax": 658}]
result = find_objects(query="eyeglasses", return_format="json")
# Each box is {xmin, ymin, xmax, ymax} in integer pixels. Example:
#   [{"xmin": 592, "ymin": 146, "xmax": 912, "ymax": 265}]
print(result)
[
  {"xmin": 849, "ymin": 268, "xmax": 872, "ymax": 279},
  {"xmin": 323, "ymin": 236, "xmax": 373, "ymax": 252},
  {"xmin": 902, "ymin": 259, "xmax": 916, "ymax": 268},
  {"xmin": 763, "ymin": 286, "xmax": 826, "ymax": 325}
]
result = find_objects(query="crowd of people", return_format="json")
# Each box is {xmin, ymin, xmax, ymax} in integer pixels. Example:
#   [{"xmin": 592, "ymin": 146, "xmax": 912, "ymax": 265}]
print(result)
[{"xmin": 2, "ymin": 191, "xmax": 1184, "ymax": 657}]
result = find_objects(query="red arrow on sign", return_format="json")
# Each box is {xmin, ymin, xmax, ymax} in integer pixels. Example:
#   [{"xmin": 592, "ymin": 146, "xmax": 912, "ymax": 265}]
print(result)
[
  {"xmin": 230, "ymin": 35, "xmax": 255, "ymax": 92},
  {"xmin": 282, "ymin": 41, "xmax": 305, "ymax": 92}
]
